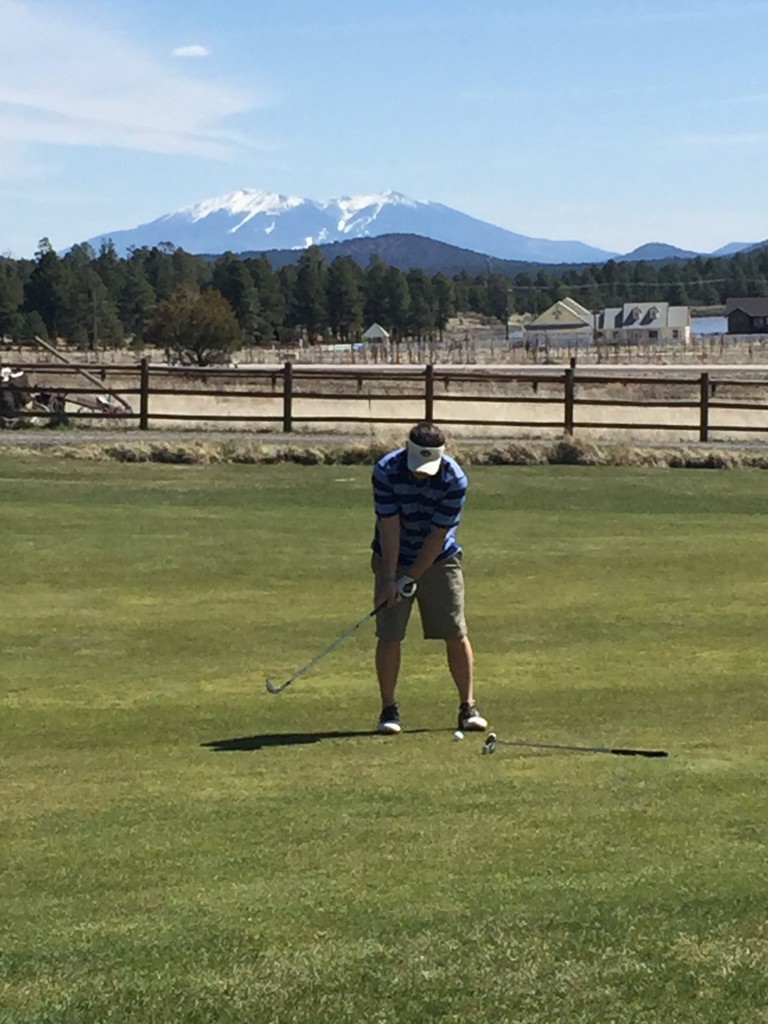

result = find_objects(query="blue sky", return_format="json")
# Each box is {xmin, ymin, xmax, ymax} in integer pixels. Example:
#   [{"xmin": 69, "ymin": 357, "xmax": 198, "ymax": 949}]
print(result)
[{"xmin": 2, "ymin": 0, "xmax": 768, "ymax": 258}]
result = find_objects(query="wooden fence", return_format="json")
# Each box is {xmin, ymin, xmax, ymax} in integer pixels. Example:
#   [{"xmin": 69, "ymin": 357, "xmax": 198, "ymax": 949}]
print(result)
[{"xmin": 5, "ymin": 359, "xmax": 768, "ymax": 442}]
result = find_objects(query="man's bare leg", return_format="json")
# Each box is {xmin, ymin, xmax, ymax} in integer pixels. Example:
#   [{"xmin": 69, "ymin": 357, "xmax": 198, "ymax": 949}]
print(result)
[
  {"xmin": 376, "ymin": 638, "xmax": 401, "ymax": 707},
  {"xmin": 446, "ymin": 635, "xmax": 473, "ymax": 704}
]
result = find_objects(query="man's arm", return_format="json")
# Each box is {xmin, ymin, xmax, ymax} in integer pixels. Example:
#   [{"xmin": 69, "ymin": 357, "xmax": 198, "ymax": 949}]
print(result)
[
  {"xmin": 376, "ymin": 514, "xmax": 401, "ymax": 607},
  {"xmin": 408, "ymin": 526, "xmax": 449, "ymax": 581}
]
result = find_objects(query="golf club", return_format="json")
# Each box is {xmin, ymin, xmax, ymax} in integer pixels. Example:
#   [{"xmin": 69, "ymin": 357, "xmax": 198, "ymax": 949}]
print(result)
[
  {"xmin": 266, "ymin": 578, "xmax": 417, "ymax": 694},
  {"xmin": 481, "ymin": 732, "xmax": 668, "ymax": 758}
]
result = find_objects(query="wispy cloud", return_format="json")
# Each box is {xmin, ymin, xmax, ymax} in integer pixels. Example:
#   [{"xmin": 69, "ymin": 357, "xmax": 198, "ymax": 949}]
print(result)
[
  {"xmin": 173, "ymin": 44, "xmax": 209, "ymax": 58},
  {"xmin": 0, "ymin": 1, "xmax": 272, "ymax": 174}
]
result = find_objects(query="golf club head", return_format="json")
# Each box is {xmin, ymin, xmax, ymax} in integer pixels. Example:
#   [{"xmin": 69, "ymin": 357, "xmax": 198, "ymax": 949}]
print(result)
[
  {"xmin": 265, "ymin": 677, "xmax": 284, "ymax": 694},
  {"xmin": 482, "ymin": 732, "xmax": 497, "ymax": 755}
]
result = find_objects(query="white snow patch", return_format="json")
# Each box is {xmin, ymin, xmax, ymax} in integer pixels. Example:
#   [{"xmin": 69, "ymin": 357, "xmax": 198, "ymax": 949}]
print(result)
[
  {"xmin": 265, "ymin": 222, "xmax": 275, "ymax": 234},
  {"xmin": 181, "ymin": 189, "xmax": 304, "ymax": 223},
  {"xmin": 329, "ymin": 191, "xmax": 424, "ymax": 233}
]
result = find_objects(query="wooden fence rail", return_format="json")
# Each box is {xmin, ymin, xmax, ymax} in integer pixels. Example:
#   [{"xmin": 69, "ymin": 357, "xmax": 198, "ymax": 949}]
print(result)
[{"xmin": 4, "ymin": 359, "xmax": 768, "ymax": 442}]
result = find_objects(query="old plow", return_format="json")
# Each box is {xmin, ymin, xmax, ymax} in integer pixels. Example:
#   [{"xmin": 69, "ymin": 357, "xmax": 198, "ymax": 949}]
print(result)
[{"xmin": 0, "ymin": 336, "xmax": 132, "ymax": 428}]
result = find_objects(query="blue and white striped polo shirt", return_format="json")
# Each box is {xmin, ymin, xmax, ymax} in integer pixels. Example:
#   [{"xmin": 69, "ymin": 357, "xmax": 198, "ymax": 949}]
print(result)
[{"xmin": 371, "ymin": 448, "xmax": 468, "ymax": 567}]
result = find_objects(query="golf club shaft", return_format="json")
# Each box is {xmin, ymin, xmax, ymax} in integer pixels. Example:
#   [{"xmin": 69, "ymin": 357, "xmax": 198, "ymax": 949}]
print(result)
[
  {"xmin": 494, "ymin": 737, "xmax": 668, "ymax": 758},
  {"xmin": 266, "ymin": 600, "xmax": 386, "ymax": 694}
]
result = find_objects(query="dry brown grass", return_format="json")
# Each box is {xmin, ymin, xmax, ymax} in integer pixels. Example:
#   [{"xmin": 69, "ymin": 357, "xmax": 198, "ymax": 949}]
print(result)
[{"xmin": 3, "ymin": 434, "xmax": 767, "ymax": 469}]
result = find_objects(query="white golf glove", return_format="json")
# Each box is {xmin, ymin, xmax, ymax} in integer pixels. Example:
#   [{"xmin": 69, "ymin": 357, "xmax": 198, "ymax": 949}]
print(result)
[{"xmin": 396, "ymin": 575, "xmax": 417, "ymax": 600}]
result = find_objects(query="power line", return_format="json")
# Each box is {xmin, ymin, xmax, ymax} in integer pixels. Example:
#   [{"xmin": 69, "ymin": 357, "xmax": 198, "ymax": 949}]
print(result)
[{"xmin": 506, "ymin": 278, "xmax": 768, "ymax": 292}]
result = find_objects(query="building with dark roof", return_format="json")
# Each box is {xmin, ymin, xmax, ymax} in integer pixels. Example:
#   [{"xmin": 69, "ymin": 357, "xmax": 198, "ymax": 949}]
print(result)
[{"xmin": 725, "ymin": 298, "xmax": 768, "ymax": 334}]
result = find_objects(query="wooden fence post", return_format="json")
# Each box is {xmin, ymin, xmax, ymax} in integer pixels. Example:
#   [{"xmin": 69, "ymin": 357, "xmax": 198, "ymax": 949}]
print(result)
[
  {"xmin": 564, "ymin": 365, "xmax": 575, "ymax": 435},
  {"xmin": 699, "ymin": 372, "xmax": 710, "ymax": 442},
  {"xmin": 283, "ymin": 361, "xmax": 293, "ymax": 433},
  {"xmin": 425, "ymin": 363, "xmax": 434, "ymax": 422},
  {"xmin": 139, "ymin": 357, "xmax": 149, "ymax": 430}
]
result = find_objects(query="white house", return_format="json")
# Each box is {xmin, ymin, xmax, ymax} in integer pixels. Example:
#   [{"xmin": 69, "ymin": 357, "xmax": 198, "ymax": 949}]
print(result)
[{"xmin": 599, "ymin": 303, "xmax": 690, "ymax": 344}]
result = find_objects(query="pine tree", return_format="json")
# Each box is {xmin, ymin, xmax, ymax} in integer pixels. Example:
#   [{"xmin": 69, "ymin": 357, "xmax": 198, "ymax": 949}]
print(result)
[
  {"xmin": 94, "ymin": 240, "xmax": 126, "ymax": 298},
  {"xmin": 278, "ymin": 264, "xmax": 299, "ymax": 335},
  {"xmin": 406, "ymin": 269, "xmax": 434, "ymax": 339},
  {"xmin": 0, "ymin": 260, "xmax": 24, "ymax": 338},
  {"xmin": 327, "ymin": 257, "xmax": 364, "ymax": 340},
  {"xmin": 141, "ymin": 247, "xmax": 176, "ymax": 301},
  {"xmin": 212, "ymin": 253, "xmax": 263, "ymax": 342},
  {"xmin": 485, "ymin": 272, "xmax": 511, "ymax": 333},
  {"xmin": 119, "ymin": 258, "xmax": 156, "ymax": 343},
  {"xmin": 364, "ymin": 255, "xmax": 390, "ymax": 327},
  {"xmin": 62, "ymin": 244, "xmax": 123, "ymax": 348},
  {"xmin": 24, "ymin": 239, "xmax": 70, "ymax": 338},
  {"xmin": 249, "ymin": 256, "xmax": 286, "ymax": 341},
  {"xmin": 295, "ymin": 247, "xmax": 328, "ymax": 340},
  {"xmin": 385, "ymin": 266, "xmax": 410, "ymax": 340},
  {"xmin": 431, "ymin": 273, "xmax": 455, "ymax": 340}
]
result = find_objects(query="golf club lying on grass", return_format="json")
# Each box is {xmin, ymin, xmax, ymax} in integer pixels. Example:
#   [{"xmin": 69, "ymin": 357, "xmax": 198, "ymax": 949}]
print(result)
[
  {"xmin": 481, "ymin": 732, "xmax": 668, "ymax": 758},
  {"xmin": 266, "ymin": 577, "xmax": 417, "ymax": 694}
]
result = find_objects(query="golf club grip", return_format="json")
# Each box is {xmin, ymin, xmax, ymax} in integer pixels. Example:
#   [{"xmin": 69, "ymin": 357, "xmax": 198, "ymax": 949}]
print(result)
[{"xmin": 610, "ymin": 747, "xmax": 668, "ymax": 758}]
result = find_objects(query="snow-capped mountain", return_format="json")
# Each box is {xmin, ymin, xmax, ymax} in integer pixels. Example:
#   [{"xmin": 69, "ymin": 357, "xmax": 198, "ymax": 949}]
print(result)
[{"xmin": 85, "ymin": 188, "xmax": 619, "ymax": 264}]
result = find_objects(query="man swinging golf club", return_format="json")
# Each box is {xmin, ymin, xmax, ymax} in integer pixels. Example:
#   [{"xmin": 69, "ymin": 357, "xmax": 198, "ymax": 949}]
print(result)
[{"xmin": 371, "ymin": 421, "xmax": 488, "ymax": 735}]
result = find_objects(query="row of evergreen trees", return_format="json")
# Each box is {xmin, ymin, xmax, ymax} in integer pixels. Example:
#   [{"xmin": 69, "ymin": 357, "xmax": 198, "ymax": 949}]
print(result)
[
  {"xmin": 0, "ymin": 240, "xmax": 476, "ymax": 356},
  {"xmin": 3, "ymin": 237, "xmax": 768, "ymax": 361}
]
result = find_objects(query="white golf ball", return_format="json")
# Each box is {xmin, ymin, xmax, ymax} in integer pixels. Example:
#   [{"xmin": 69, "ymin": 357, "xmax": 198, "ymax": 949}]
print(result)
[{"xmin": 453, "ymin": 730, "xmax": 464, "ymax": 741}]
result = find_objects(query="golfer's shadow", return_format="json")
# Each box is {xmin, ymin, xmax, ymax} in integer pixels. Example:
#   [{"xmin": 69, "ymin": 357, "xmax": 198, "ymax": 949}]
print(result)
[{"xmin": 202, "ymin": 728, "xmax": 433, "ymax": 752}]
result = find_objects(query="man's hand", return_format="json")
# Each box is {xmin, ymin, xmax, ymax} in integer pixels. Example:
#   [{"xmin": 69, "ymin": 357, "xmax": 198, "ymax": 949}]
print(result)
[
  {"xmin": 376, "ymin": 578, "xmax": 399, "ymax": 609},
  {"xmin": 396, "ymin": 575, "xmax": 418, "ymax": 600},
  {"xmin": 376, "ymin": 575, "xmax": 418, "ymax": 609}
]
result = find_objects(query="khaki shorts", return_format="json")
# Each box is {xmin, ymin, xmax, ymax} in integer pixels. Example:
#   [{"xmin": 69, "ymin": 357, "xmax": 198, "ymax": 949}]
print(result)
[{"xmin": 372, "ymin": 554, "xmax": 467, "ymax": 641}]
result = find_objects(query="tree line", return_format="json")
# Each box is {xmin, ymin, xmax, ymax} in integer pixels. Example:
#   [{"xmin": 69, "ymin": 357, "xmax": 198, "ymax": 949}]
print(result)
[{"xmin": 2, "ymin": 237, "xmax": 768, "ymax": 364}]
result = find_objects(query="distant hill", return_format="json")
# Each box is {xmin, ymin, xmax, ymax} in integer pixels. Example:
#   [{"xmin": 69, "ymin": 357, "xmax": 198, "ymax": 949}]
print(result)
[
  {"xmin": 617, "ymin": 242, "xmax": 701, "ymax": 262},
  {"xmin": 199, "ymin": 232, "xmax": 768, "ymax": 277},
  {"xmin": 711, "ymin": 241, "xmax": 755, "ymax": 257},
  {"xmin": 229, "ymin": 233, "xmax": 548, "ymax": 276}
]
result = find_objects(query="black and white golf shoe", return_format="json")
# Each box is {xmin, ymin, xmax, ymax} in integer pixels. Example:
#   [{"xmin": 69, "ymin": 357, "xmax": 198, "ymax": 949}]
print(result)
[
  {"xmin": 458, "ymin": 701, "xmax": 488, "ymax": 732},
  {"xmin": 377, "ymin": 703, "xmax": 402, "ymax": 735}
]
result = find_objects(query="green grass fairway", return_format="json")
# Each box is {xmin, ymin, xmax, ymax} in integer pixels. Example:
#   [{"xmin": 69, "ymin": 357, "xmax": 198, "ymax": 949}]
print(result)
[{"xmin": 2, "ymin": 457, "xmax": 767, "ymax": 1024}]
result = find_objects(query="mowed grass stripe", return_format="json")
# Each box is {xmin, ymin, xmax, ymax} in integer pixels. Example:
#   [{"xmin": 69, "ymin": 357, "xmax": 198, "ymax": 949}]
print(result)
[{"xmin": 1, "ymin": 457, "xmax": 766, "ymax": 1023}]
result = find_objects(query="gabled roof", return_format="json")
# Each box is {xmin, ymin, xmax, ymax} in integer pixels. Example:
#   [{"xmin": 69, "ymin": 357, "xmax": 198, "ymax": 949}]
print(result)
[
  {"xmin": 362, "ymin": 322, "xmax": 390, "ymax": 339},
  {"xmin": 526, "ymin": 297, "xmax": 594, "ymax": 330},
  {"xmin": 621, "ymin": 302, "xmax": 668, "ymax": 327},
  {"xmin": 599, "ymin": 303, "xmax": 689, "ymax": 329},
  {"xmin": 559, "ymin": 297, "xmax": 594, "ymax": 320},
  {"xmin": 725, "ymin": 297, "xmax": 768, "ymax": 317}
]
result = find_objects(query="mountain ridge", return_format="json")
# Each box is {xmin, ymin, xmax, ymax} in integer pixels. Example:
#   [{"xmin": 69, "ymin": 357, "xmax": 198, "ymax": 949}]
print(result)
[
  {"xmin": 201, "ymin": 232, "xmax": 764, "ymax": 279},
  {"xmin": 82, "ymin": 187, "xmax": 757, "ymax": 266},
  {"xmin": 83, "ymin": 188, "xmax": 618, "ymax": 264}
]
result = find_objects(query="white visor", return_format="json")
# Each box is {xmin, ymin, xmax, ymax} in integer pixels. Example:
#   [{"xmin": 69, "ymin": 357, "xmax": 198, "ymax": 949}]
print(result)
[{"xmin": 407, "ymin": 438, "xmax": 445, "ymax": 476}]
